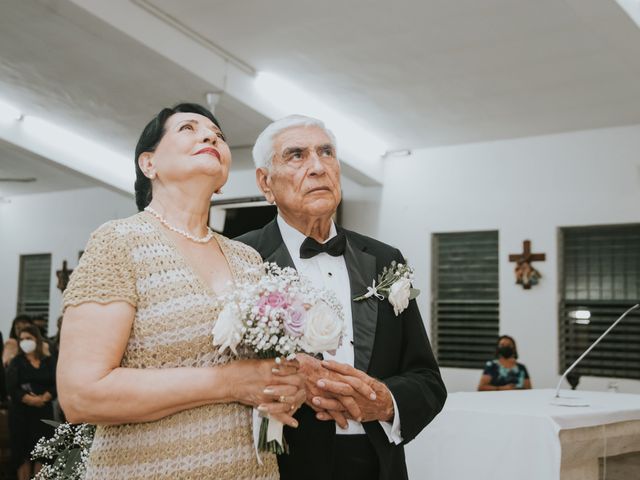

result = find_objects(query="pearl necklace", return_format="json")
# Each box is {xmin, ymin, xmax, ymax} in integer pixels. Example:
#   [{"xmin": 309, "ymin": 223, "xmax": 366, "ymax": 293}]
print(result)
[{"xmin": 145, "ymin": 206, "xmax": 214, "ymax": 244}]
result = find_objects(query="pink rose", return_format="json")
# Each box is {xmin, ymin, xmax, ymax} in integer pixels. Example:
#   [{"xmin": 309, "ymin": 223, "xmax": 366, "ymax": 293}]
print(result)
[
  {"xmin": 284, "ymin": 303, "xmax": 306, "ymax": 337},
  {"xmin": 267, "ymin": 292, "xmax": 286, "ymax": 309}
]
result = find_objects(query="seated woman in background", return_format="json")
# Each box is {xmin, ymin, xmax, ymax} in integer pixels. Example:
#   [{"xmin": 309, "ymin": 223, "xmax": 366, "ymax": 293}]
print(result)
[
  {"xmin": 478, "ymin": 335, "xmax": 532, "ymax": 391},
  {"xmin": 6, "ymin": 324, "xmax": 56, "ymax": 480}
]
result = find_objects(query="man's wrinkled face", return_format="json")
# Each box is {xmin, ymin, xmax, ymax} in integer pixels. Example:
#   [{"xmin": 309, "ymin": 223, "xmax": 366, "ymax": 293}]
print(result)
[{"xmin": 262, "ymin": 126, "xmax": 341, "ymax": 219}]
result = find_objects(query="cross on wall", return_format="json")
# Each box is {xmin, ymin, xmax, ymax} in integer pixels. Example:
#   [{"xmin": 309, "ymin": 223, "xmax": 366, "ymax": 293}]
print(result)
[{"xmin": 508, "ymin": 240, "xmax": 546, "ymax": 289}]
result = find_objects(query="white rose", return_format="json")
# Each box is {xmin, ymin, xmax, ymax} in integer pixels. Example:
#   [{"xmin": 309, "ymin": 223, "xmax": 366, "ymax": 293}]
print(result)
[
  {"xmin": 212, "ymin": 302, "xmax": 243, "ymax": 354},
  {"xmin": 388, "ymin": 278, "xmax": 411, "ymax": 316},
  {"xmin": 299, "ymin": 302, "xmax": 343, "ymax": 354}
]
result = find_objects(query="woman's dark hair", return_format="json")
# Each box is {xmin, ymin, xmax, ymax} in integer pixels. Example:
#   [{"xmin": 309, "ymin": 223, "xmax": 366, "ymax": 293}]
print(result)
[
  {"xmin": 134, "ymin": 103, "xmax": 222, "ymax": 211},
  {"xmin": 495, "ymin": 335, "xmax": 518, "ymax": 359},
  {"xmin": 18, "ymin": 324, "xmax": 48, "ymax": 360},
  {"xmin": 10, "ymin": 314, "xmax": 32, "ymax": 340}
]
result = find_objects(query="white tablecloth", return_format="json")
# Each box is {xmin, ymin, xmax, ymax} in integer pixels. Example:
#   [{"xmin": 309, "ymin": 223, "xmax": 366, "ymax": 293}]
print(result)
[{"xmin": 405, "ymin": 389, "xmax": 640, "ymax": 480}]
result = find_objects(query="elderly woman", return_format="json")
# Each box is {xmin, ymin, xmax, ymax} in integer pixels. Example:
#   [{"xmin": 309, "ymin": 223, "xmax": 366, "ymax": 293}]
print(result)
[{"xmin": 58, "ymin": 103, "xmax": 305, "ymax": 479}]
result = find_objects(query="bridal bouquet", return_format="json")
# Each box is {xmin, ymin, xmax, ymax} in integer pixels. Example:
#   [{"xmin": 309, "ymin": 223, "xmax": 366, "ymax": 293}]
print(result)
[{"xmin": 212, "ymin": 262, "xmax": 344, "ymax": 458}]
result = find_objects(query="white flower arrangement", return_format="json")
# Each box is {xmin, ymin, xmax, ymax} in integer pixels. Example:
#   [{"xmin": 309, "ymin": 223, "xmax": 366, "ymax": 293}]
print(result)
[
  {"xmin": 212, "ymin": 262, "xmax": 345, "ymax": 457},
  {"xmin": 353, "ymin": 260, "xmax": 420, "ymax": 316},
  {"xmin": 31, "ymin": 421, "xmax": 95, "ymax": 480}
]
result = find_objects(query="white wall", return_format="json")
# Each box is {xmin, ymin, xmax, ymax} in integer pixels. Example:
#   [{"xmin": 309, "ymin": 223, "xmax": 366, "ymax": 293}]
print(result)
[
  {"xmin": 377, "ymin": 124, "xmax": 640, "ymax": 394},
  {"xmin": 0, "ymin": 168, "xmax": 378, "ymax": 339},
  {"xmin": 0, "ymin": 187, "xmax": 136, "ymax": 338},
  {"xmin": 340, "ymin": 176, "xmax": 381, "ymax": 236}
]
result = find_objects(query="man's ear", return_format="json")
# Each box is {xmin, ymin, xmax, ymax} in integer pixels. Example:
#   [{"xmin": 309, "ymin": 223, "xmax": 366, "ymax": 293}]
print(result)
[
  {"xmin": 256, "ymin": 168, "xmax": 275, "ymax": 204},
  {"xmin": 138, "ymin": 152, "xmax": 155, "ymax": 179}
]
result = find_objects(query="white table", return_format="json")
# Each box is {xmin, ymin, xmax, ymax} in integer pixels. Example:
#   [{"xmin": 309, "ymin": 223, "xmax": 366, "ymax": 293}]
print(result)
[{"xmin": 405, "ymin": 389, "xmax": 640, "ymax": 480}]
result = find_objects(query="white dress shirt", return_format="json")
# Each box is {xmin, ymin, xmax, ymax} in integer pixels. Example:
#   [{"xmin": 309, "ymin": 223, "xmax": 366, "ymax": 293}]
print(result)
[{"xmin": 277, "ymin": 216, "xmax": 403, "ymax": 444}]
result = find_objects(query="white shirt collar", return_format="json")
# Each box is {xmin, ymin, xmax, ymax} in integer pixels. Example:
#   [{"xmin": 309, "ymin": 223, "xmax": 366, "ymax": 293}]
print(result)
[{"xmin": 277, "ymin": 215, "xmax": 337, "ymax": 259}]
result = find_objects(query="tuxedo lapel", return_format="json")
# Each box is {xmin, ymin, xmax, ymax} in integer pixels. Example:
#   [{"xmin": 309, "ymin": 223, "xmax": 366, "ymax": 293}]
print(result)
[
  {"xmin": 266, "ymin": 242, "xmax": 296, "ymax": 269},
  {"xmin": 343, "ymin": 236, "xmax": 378, "ymax": 372}
]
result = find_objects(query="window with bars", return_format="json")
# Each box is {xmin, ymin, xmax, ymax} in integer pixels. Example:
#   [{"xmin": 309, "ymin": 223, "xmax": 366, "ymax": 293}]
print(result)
[
  {"xmin": 16, "ymin": 254, "xmax": 51, "ymax": 321},
  {"xmin": 432, "ymin": 231, "xmax": 500, "ymax": 368},
  {"xmin": 559, "ymin": 225, "xmax": 640, "ymax": 380}
]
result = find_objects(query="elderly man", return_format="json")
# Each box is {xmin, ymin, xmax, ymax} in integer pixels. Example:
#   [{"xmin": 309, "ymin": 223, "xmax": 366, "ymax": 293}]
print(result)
[{"xmin": 237, "ymin": 115, "xmax": 446, "ymax": 480}]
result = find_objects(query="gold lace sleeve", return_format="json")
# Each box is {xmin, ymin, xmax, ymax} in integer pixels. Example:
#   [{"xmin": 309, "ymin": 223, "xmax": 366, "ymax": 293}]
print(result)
[{"xmin": 63, "ymin": 221, "xmax": 138, "ymax": 311}]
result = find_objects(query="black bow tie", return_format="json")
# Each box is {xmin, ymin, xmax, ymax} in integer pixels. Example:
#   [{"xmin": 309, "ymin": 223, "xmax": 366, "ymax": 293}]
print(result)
[{"xmin": 299, "ymin": 231, "xmax": 346, "ymax": 259}]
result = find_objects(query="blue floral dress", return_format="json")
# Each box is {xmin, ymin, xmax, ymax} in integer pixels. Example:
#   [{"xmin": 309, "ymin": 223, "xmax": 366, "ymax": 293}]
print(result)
[{"xmin": 482, "ymin": 360, "xmax": 529, "ymax": 388}]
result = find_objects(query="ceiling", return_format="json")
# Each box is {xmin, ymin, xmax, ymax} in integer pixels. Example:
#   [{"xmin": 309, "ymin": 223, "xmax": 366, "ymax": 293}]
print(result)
[
  {"xmin": 0, "ymin": 0, "xmax": 264, "ymax": 195},
  {"xmin": 148, "ymin": 0, "xmax": 640, "ymax": 148},
  {"xmin": 0, "ymin": 139, "xmax": 94, "ymax": 196},
  {"xmin": 1, "ymin": 0, "xmax": 640, "ymax": 195}
]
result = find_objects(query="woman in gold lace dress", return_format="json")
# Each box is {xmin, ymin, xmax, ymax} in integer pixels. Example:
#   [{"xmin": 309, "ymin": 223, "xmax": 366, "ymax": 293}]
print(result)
[{"xmin": 57, "ymin": 103, "xmax": 305, "ymax": 479}]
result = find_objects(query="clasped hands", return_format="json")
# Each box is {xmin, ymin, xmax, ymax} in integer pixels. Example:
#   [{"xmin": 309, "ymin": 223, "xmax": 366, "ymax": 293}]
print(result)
[
  {"xmin": 229, "ymin": 355, "xmax": 393, "ymax": 430},
  {"xmin": 22, "ymin": 391, "xmax": 52, "ymax": 408},
  {"xmin": 297, "ymin": 354, "xmax": 394, "ymax": 429}
]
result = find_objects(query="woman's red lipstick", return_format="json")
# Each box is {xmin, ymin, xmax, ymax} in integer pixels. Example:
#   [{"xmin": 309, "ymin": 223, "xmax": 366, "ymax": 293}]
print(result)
[{"xmin": 194, "ymin": 147, "xmax": 220, "ymax": 160}]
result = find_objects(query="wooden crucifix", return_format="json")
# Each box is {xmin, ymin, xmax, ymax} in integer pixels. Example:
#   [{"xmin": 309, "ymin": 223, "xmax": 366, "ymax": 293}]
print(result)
[
  {"xmin": 56, "ymin": 260, "xmax": 73, "ymax": 293},
  {"xmin": 508, "ymin": 240, "xmax": 546, "ymax": 289}
]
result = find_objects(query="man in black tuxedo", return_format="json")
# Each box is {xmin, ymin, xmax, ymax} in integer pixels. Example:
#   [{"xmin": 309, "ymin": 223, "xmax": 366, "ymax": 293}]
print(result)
[{"xmin": 237, "ymin": 115, "xmax": 446, "ymax": 480}]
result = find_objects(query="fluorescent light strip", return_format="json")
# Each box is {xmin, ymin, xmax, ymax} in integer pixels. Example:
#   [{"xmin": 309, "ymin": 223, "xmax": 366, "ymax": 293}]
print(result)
[
  {"xmin": 616, "ymin": 0, "xmax": 640, "ymax": 27},
  {"xmin": 0, "ymin": 97, "xmax": 133, "ymax": 192},
  {"xmin": 254, "ymin": 72, "xmax": 389, "ymax": 161},
  {"xmin": 0, "ymin": 98, "xmax": 22, "ymax": 123}
]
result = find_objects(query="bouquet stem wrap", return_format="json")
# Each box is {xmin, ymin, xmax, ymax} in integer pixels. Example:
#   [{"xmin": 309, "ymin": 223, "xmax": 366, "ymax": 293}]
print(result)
[{"xmin": 252, "ymin": 409, "xmax": 287, "ymax": 464}]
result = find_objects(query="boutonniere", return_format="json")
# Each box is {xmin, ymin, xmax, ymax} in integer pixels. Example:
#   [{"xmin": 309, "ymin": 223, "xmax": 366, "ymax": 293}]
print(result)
[{"xmin": 353, "ymin": 261, "xmax": 420, "ymax": 316}]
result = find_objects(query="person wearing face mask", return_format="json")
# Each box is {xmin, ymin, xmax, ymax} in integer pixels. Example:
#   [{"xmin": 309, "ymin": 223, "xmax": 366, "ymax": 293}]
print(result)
[
  {"xmin": 478, "ymin": 335, "xmax": 532, "ymax": 391},
  {"xmin": 6, "ymin": 325, "xmax": 56, "ymax": 480},
  {"xmin": 3, "ymin": 315, "xmax": 33, "ymax": 367}
]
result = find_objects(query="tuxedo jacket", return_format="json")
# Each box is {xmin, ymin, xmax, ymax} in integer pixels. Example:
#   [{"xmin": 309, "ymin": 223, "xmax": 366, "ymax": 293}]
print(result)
[{"xmin": 236, "ymin": 219, "xmax": 447, "ymax": 480}]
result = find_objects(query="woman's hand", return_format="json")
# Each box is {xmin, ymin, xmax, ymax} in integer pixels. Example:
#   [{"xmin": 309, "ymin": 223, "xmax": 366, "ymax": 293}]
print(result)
[
  {"xmin": 22, "ymin": 393, "xmax": 47, "ymax": 408},
  {"xmin": 226, "ymin": 358, "xmax": 306, "ymax": 428}
]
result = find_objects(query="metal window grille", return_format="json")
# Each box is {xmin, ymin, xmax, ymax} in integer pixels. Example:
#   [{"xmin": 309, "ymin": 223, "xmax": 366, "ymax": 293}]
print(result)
[
  {"xmin": 432, "ymin": 231, "xmax": 499, "ymax": 368},
  {"xmin": 559, "ymin": 225, "xmax": 640, "ymax": 380},
  {"xmin": 16, "ymin": 254, "xmax": 51, "ymax": 321}
]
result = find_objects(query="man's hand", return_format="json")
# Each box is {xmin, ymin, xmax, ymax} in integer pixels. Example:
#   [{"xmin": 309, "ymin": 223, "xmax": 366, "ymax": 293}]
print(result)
[
  {"xmin": 313, "ymin": 360, "xmax": 394, "ymax": 423},
  {"xmin": 296, "ymin": 354, "xmax": 377, "ymax": 428}
]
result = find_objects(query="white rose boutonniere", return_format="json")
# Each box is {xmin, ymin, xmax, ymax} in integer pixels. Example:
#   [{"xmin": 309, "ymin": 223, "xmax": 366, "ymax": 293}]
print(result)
[
  {"xmin": 388, "ymin": 277, "xmax": 412, "ymax": 316},
  {"xmin": 354, "ymin": 260, "xmax": 420, "ymax": 316}
]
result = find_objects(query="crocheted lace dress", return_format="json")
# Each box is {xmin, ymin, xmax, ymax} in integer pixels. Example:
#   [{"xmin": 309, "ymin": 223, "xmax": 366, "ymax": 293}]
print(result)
[{"xmin": 63, "ymin": 212, "xmax": 278, "ymax": 479}]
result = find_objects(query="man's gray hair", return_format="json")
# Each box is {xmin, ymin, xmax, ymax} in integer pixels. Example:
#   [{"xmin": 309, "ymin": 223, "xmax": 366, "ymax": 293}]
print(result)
[{"xmin": 252, "ymin": 114, "xmax": 337, "ymax": 170}]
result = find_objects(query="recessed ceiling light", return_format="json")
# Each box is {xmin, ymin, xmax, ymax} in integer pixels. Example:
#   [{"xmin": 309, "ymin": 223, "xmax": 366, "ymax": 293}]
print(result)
[
  {"xmin": 383, "ymin": 149, "xmax": 412, "ymax": 158},
  {"xmin": 0, "ymin": 98, "xmax": 22, "ymax": 123}
]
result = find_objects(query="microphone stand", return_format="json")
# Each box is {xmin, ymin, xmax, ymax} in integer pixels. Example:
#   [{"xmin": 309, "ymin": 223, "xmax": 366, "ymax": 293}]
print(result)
[{"xmin": 552, "ymin": 303, "xmax": 639, "ymax": 407}]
